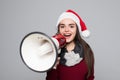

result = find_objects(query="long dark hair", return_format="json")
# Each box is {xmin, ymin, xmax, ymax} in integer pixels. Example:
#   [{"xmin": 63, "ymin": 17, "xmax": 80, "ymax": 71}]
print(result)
[
  {"xmin": 74, "ymin": 26, "xmax": 94, "ymax": 78},
  {"xmin": 57, "ymin": 25, "xmax": 94, "ymax": 78}
]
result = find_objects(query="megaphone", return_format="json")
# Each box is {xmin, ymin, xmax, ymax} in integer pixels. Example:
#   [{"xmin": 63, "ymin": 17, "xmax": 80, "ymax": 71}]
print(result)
[{"xmin": 20, "ymin": 32, "xmax": 66, "ymax": 72}]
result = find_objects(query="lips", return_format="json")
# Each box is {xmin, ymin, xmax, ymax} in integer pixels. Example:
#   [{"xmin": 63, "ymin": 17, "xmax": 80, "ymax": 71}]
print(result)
[{"xmin": 63, "ymin": 33, "xmax": 72, "ymax": 39}]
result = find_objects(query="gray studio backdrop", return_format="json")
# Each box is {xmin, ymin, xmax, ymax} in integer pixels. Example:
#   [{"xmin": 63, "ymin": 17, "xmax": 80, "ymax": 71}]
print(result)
[{"xmin": 0, "ymin": 0, "xmax": 120, "ymax": 80}]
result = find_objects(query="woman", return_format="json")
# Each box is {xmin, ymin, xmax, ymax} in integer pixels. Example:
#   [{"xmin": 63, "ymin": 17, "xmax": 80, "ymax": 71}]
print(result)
[{"xmin": 46, "ymin": 9, "xmax": 95, "ymax": 80}]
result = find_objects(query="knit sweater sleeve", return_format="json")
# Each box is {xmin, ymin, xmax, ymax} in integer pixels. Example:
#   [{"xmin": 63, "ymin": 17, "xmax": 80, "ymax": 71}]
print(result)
[{"xmin": 46, "ymin": 69, "xmax": 58, "ymax": 80}]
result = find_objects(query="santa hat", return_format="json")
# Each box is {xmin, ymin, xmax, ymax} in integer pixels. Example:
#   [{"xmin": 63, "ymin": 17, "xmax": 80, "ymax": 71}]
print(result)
[{"xmin": 56, "ymin": 9, "xmax": 90, "ymax": 37}]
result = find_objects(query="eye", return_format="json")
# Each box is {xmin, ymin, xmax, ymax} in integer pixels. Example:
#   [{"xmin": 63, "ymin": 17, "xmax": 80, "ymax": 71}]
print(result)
[
  {"xmin": 70, "ymin": 25, "xmax": 75, "ymax": 28},
  {"xmin": 59, "ymin": 25, "xmax": 65, "ymax": 28}
]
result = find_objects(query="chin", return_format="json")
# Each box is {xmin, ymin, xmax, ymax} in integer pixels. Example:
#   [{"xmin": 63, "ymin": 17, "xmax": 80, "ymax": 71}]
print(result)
[{"xmin": 66, "ymin": 39, "xmax": 73, "ymax": 43}]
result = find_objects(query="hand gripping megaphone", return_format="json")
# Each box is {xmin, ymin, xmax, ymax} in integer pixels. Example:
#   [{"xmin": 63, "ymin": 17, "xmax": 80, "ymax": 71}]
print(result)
[{"xmin": 20, "ymin": 32, "xmax": 66, "ymax": 72}]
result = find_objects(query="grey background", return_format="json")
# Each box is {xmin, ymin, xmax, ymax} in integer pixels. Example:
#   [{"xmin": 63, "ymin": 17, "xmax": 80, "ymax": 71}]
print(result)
[{"xmin": 0, "ymin": 0, "xmax": 120, "ymax": 80}]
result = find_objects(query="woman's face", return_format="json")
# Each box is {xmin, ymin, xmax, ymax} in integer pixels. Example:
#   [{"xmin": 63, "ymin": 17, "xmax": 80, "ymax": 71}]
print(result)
[{"xmin": 58, "ymin": 18, "xmax": 77, "ymax": 43}]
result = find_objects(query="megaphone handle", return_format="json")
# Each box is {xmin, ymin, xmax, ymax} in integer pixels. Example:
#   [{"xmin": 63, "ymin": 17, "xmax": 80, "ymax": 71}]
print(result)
[
  {"xmin": 53, "ymin": 57, "xmax": 60, "ymax": 69},
  {"xmin": 53, "ymin": 34, "xmax": 66, "ymax": 48}
]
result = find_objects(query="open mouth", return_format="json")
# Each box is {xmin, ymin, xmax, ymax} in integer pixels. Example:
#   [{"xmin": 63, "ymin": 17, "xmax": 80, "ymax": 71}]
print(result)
[{"xmin": 63, "ymin": 34, "xmax": 72, "ymax": 38}]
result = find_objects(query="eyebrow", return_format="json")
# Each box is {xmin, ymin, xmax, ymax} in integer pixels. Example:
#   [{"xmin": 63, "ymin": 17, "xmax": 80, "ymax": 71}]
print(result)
[
  {"xmin": 59, "ymin": 23, "xmax": 76, "ymax": 26},
  {"xmin": 59, "ymin": 24, "xmax": 64, "ymax": 26},
  {"xmin": 69, "ymin": 24, "xmax": 76, "ymax": 26}
]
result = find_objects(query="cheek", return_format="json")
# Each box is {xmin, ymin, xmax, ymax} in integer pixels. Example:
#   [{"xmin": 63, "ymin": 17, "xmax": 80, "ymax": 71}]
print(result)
[
  {"xmin": 71, "ymin": 30, "xmax": 77, "ymax": 39},
  {"xmin": 71, "ymin": 33, "xmax": 76, "ymax": 40},
  {"xmin": 72, "ymin": 29, "xmax": 77, "ymax": 35},
  {"xmin": 59, "ymin": 29, "xmax": 64, "ymax": 34}
]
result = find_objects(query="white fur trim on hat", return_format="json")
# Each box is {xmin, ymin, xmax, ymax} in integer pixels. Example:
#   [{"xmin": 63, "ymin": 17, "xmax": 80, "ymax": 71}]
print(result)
[
  {"xmin": 82, "ymin": 30, "xmax": 90, "ymax": 38},
  {"xmin": 56, "ymin": 12, "xmax": 81, "ymax": 29}
]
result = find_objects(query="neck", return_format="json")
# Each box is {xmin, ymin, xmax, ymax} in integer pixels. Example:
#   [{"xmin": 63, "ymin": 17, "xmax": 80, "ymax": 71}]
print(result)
[{"xmin": 65, "ymin": 41, "xmax": 75, "ymax": 52}]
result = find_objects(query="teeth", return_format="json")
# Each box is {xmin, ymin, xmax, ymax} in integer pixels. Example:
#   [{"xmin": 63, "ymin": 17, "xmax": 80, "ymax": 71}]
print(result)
[{"xmin": 64, "ymin": 34, "xmax": 71, "ymax": 36}]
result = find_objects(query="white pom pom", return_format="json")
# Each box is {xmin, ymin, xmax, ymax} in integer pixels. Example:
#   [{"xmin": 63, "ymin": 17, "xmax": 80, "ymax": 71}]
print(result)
[{"xmin": 82, "ymin": 30, "xmax": 90, "ymax": 37}]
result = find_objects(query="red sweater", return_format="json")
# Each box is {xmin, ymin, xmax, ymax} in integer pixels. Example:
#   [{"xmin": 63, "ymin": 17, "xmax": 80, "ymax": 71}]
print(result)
[{"xmin": 46, "ymin": 59, "xmax": 94, "ymax": 80}]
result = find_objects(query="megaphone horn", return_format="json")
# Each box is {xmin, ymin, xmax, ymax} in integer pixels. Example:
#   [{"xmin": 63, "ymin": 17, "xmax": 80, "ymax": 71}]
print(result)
[{"xmin": 20, "ymin": 32, "xmax": 66, "ymax": 72}]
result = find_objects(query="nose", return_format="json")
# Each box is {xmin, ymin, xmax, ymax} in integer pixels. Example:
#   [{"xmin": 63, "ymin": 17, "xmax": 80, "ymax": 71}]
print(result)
[{"xmin": 65, "ymin": 26, "xmax": 69, "ymax": 32}]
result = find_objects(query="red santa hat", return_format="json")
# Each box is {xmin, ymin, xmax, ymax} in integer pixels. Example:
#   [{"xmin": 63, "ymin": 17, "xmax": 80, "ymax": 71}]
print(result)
[{"xmin": 56, "ymin": 9, "xmax": 90, "ymax": 37}]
